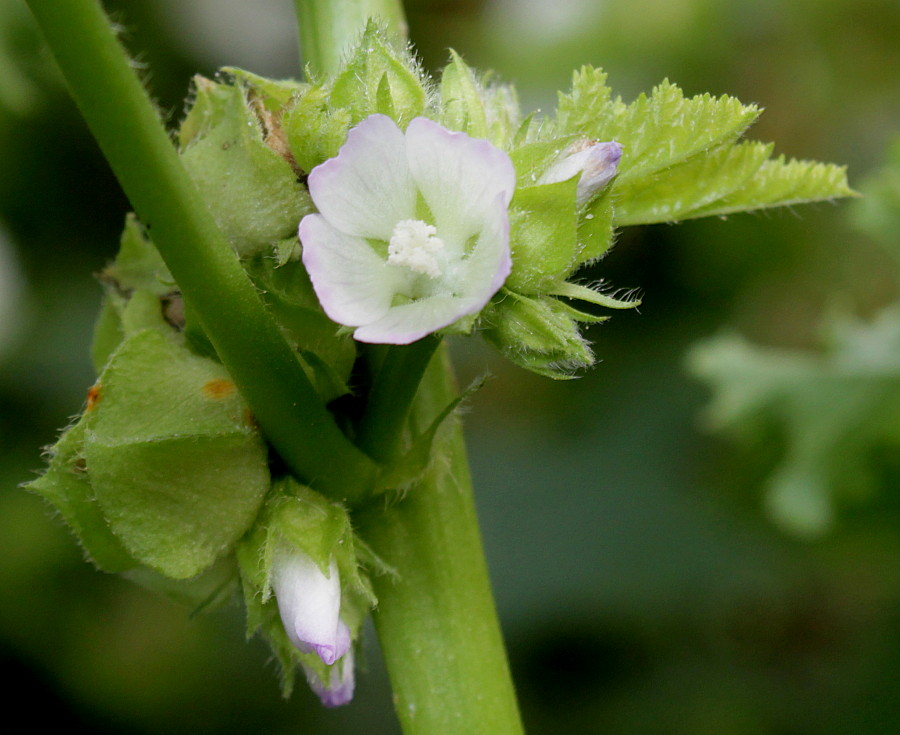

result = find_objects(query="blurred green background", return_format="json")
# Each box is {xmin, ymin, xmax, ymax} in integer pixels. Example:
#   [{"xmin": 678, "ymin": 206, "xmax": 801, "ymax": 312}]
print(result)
[{"xmin": 2, "ymin": 0, "xmax": 899, "ymax": 732}]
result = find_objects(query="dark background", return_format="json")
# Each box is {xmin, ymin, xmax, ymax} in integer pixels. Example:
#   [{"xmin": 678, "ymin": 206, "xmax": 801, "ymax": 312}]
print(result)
[{"xmin": 1, "ymin": 0, "xmax": 899, "ymax": 732}]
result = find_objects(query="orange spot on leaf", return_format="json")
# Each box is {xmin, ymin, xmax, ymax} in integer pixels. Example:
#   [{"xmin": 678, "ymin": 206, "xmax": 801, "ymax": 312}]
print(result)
[
  {"xmin": 203, "ymin": 378, "xmax": 236, "ymax": 399},
  {"xmin": 86, "ymin": 384, "xmax": 102, "ymax": 411}
]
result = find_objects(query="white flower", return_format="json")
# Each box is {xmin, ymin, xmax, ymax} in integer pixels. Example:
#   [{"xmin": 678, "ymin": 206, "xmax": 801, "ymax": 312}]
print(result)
[
  {"xmin": 538, "ymin": 139, "xmax": 622, "ymax": 205},
  {"xmin": 299, "ymin": 114, "xmax": 516, "ymax": 344},
  {"xmin": 272, "ymin": 550, "xmax": 350, "ymax": 666}
]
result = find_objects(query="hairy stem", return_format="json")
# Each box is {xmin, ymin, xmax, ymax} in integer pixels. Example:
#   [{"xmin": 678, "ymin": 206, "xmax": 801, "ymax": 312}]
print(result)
[{"xmin": 25, "ymin": 0, "xmax": 377, "ymax": 502}]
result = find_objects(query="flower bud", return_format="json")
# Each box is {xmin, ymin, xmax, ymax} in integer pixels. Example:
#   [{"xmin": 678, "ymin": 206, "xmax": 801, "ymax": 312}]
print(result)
[
  {"xmin": 539, "ymin": 140, "xmax": 623, "ymax": 206},
  {"xmin": 272, "ymin": 550, "xmax": 350, "ymax": 666},
  {"xmin": 303, "ymin": 650, "xmax": 356, "ymax": 708}
]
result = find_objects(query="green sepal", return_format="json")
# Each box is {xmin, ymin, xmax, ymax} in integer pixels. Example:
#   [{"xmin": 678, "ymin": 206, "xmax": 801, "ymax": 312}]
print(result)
[
  {"xmin": 578, "ymin": 190, "xmax": 617, "ymax": 264},
  {"xmin": 244, "ymin": 251, "xmax": 356, "ymax": 397},
  {"xmin": 547, "ymin": 280, "xmax": 641, "ymax": 311},
  {"xmin": 440, "ymin": 50, "xmax": 489, "ymax": 139},
  {"xmin": 375, "ymin": 376, "xmax": 488, "ymax": 493},
  {"xmin": 179, "ymin": 77, "xmax": 311, "ymax": 257},
  {"xmin": 507, "ymin": 178, "xmax": 580, "ymax": 291},
  {"xmin": 330, "ymin": 21, "xmax": 427, "ymax": 127},
  {"xmin": 282, "ymin": 85, "xmax": 352, "ymax": 173},
  {"xmin": 482, "ymin": 290, "xmax": 594, "ymax": 378},
  {"xmin": 509, "ymin": 136, "xmax": 580, "ymax": 189},
  {"xmin": 92, "ymin": 215, "xmax": 176, "ymax": 372},
  {"xmin": 238, "ymin": 478, "xmax": 376, "ymax": 694},
  {"xmin": 82, "ymin": 329, "xmax": 269, "ymax": 579},
  {"xmin": 24, "ymin": 420, "xmax": 136, "ymax": 573},
  {"xmin": 221, "ymin": 67, "xmax": 308, "ymax": 111}
]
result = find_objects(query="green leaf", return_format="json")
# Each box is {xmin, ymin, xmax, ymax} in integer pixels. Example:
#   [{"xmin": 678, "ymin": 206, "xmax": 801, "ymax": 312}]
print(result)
[
  {"xmin": 507, "ymin": 178, "xmax": 580, "ymax": 291},
  {"xmin": 614, "ymin": 141, "xmax": 773, "ymax": 225},
  {"xmin": 555, "ymin": 66, "xmax": 615, "ymax": 137},
  {"xmin": 83, "ymin": 329, "xmax": 269, "ymax": 578},
  {"xmin": 330, "ymin": 21, "xmax": 426, "ymax": 127},
  {"xmin": 687, "ymin": 156, "xmax": 856, "ymax": 219},
  {"xmin": 558, "ymin": 72, "xmax": 760, "ymax": 184},
  {"xmin": 25, "ymin": 420, "xmax": 136, "ymax": 573},
  {"xmin": 688, "ymin": 307, "xmax": 900, "ymax": 536},
  {"xmin": 179, "ymin": 79, "xmax": 311, "ymax": 257}
]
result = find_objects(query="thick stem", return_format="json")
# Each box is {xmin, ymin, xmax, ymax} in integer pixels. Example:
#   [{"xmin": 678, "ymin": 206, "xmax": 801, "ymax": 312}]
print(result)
[
  {"xmin": 293, "ymin": 0, "xmax": 408, "ymax": 77},
  {"xmin": 25, "ymin": 0, "xmax": 377, "ymax": 502},
  {"xmin": 357, "ymin": 347, "xmax": 524, "ymax": 735}
]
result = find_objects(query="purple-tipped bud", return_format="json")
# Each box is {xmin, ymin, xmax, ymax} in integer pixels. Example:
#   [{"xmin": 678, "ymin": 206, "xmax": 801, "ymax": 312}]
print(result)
[
  {"xmin": 304, "ymin": 650, "xmax": 356, "ymax": 708},
  {"xmin": 539, "ymin": 139, "xmax": 623, "ymax": 206},
  {"xmin": 272, "ymin": 551, "xmax": 350, "ymax": 666}
]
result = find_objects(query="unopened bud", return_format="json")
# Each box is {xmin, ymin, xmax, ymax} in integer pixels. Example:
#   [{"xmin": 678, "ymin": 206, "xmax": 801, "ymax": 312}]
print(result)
[
  {"xmin": 272, "ymin": 550, "xmax": 350, "ymax": 666},
  {"xmin": 539, "ymin": 140, "xmax": 623, "ymax": 206}
]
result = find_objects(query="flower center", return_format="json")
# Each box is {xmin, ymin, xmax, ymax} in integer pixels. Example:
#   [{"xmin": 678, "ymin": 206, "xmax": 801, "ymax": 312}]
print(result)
[{"xmin": 387, "ymin": 219, "xmax": 445, "ymax": 278}]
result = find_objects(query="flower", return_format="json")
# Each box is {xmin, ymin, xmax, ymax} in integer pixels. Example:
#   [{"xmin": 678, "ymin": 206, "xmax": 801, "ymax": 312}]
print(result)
[
  {"xmin": 538, "ymin": 139, "xmax": 622, "ymax": 206},
  {"xmin": 303, "ymin": 649, "xmax": 356, "ymax": 708},
  {"xmin": 299, "ymin": 114, "xmax": 516, "ymax": 344},
  {"xmin": 272, "ymin": 550, "xmax": 350, "ymax": 666}
]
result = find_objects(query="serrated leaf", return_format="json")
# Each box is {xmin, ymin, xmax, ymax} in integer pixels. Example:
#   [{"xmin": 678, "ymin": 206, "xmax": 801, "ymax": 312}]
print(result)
[
  {"xmin": 555, "ymin": 66, "xmax": 616, "ymax": 136},
  {"xmin": 688, "ymin": 307, "xmax": 900, "ymax": 536},
  {"xmin": 688, "ymin": 156, "xmax": 855, "ymax": 218},
  {"xmin": 83, "ymin": 329, "xmax": 269, "ymax": 578},
  {"xmin": 615, "ymin": 141, "xmax": 773, "ymax": 225},
  {"xmin": 558, "ymin": 74, "xmax": 760, "ymax": 185}
]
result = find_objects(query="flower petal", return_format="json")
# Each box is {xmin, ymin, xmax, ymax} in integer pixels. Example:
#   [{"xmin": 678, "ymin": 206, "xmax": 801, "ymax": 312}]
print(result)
[
  {"xmin": 353, "ymin": 293, "xmax": 485, "ymax": 344},
  {"xmin": 304, "ymin": 649, "xmax": 356, "ymax": 708},
  {"xmin": 451, "ymin": 191, "xmax": 512, "ymax": 302},
  {"xmin": 405, "ymin": 117, "xmax": 516, "ymax": 247},
  {"xmin": 300, "ymin": 214, "xmax": 403, "ymax": 327},
  {"xmin": 272, "ymin": 552, "xmax": 349, "ymax": 666},
  {"xmin": 307, "ymin": 114, "xmax": 416, "ymax": 240}
]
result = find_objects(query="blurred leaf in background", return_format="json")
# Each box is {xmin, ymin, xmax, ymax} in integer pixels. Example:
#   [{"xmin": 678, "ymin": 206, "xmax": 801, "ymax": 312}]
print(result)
[{"xmin": 2, "ymin": 0, "xmax": 900, "ymax": 733}]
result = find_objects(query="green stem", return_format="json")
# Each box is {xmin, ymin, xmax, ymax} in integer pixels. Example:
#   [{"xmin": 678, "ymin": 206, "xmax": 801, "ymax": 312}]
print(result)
[
  {"xmin": 293, "ymin": 0, "xmax": 408, "ymax": 77},
  {"xmin": 356, "ymin": 336, "xmax": 441, "ymax": 462},
  {"xmin": 357, "ymin": 347, "xmax": 524, "ymax": 735},
  {"xmin": 25, "ymin": 0, "xmax": 377, "ymax": 503}
]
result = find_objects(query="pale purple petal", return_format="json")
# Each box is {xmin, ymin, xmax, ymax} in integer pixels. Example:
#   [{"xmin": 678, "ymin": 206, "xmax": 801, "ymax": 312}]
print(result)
[
  {"xmin": 272, "ymin": 553, "xmax": 348, "ymax": 666},
  {"xmin": 300, "ymin": 214, "xmax": 403, "ymax": 327},
  {"xmin": 405, "ymin": 117, "xmax": 516, "ymax": 247},
  {"xmin": 307, "ymin": 114, "xmax": 416, "ymax": 240},
  {"xmin": 304, "ymin": 650, "xmax": 356, "ymax": 708},
  {"xmin": 538, "ymin": 140, "xmax": 622, "ymax": 205},
  {"xmin": 353, "ymin": 294, "xmax": 485, "ymax": 344}
]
